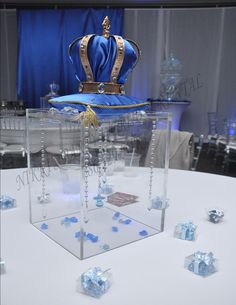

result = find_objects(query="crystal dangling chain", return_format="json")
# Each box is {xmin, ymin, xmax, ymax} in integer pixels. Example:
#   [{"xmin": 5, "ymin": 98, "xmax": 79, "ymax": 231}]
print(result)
[
  {"xmin": 102, "ymin": 128, "xmax": 107, "ymax": 186},
  {"xmin": 148, "ymin": 120, "xmax": 156, "ymax": 210},
  {"xmin": 93, "ymin": 126, "xmax": 105, "ymax": 207},
  {"xmin": 38, "ymin": 118, "xmax": 50, "ymax": 218},
  {"xmin": 83, "ymin": 126, "xmax": 90, "ymax": 222}
]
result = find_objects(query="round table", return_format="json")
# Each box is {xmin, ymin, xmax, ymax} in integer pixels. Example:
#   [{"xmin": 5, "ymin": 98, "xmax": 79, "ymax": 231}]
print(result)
[{"xmin": 1, "ymin": 168, "xmax": 236, "ymax": 305}]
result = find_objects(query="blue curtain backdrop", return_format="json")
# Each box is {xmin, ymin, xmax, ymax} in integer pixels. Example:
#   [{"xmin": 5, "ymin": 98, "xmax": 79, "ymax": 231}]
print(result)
[{"xmin": 17, "ymin": 8, "xmax": 124, "ymax": 108}]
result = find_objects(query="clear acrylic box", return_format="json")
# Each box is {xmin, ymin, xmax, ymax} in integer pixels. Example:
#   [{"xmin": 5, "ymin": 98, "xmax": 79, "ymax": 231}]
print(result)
[{"xmin": 26, "ymin": 109, "xmax": 171, "ymax": 259}]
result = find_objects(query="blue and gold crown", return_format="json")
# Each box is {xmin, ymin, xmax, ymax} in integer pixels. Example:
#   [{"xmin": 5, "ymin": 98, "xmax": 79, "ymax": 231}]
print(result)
[{"xmin": 50, "ymin": 16, "xmax": 150, "ymax": 114}]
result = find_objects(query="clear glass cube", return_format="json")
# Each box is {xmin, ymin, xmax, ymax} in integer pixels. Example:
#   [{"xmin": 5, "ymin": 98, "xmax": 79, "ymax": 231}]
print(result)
[{"xmin": 27, "ymin": 109, "xmax": 171, "ymax": 259}]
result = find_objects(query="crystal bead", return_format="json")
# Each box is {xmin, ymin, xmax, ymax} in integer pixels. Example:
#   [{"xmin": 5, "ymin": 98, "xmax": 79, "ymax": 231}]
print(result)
[
  {"xmin": 79, "ymin": 83, "xmax": 83, "ymax": 92},
  {"xmin": 98, "ymin": 82, "xmax": 105, "ymax": 94},
  {"xmin": 37, "ymin": 193, "xmax": 50, "ymax": 204},
  {"xmin": 120, "ymin": 85, "xmax": 125, "ymax": 95}
]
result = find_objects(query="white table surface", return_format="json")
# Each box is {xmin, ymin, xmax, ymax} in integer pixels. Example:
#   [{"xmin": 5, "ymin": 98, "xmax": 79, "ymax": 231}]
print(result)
[{"xmin": 1, "ymin": 168, "xmax": 236, "ymax": 305}]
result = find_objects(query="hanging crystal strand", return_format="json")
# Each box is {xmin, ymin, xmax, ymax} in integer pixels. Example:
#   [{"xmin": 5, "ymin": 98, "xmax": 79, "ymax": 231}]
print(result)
[
  {"xmin": 94, "ymin": 126, "xmax": 105, "ymax": 207},
  {"xmin": 98, "ymin": 126, "xmax": 103, "ymax": 193},
  {"xmin": 102, "ymin": 128, "xmax": 107, "ymax": 186},
  {"xmin": 148, "ymin": 120, "xmax": 156, "ymax": 211},
  {"xmin": 83, "ymin": 126, "xmax": 90, "ymax": 223},
  {"xmin": 38, "ymin": 118, "xmax": 50, "ymax": 218}
]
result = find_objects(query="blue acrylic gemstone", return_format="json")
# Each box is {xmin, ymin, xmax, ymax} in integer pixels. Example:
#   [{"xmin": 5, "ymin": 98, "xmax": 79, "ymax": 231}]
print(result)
[
  {"xmin": 61, "ymin": 217, "xmax": 71, "ymax": 226},
  {"xmin": 111, "ymin": 226, "xmax": 118, "ymax": 232},
  {"xmin": 139, "ymin": 230, "xmax": 148, "ymax": 236},
  {"xmin": 80, "ymin": 267, "xmax": 111, "ymax": 298},
  {"xmin": 75, "ymin": 231, "xmax": 87, "ymax": 240},
  {"xmin": 40, "ymin": 223, "xmax": 48, "ymax": 230},
  {"xmin": 0, "ymin": 195, "xmax": 16, "ymax": 210},
  {"xmin": 119, "ymin": 219, "xmax": 132, "ymax": 225},
  {"xmin": 69, "ymin": 216, "xmax": 78, "ymax": 223},
  {"xmin": 86, "ymin": 233, "xmax": 98, "ymax": 243},
  {"xmin": 101, "ymin": 244, "xmax": 110, "ymax": 251},
  {"xmin": 112, "ymin": 212, "xmax": 120, "ymax": 220}
]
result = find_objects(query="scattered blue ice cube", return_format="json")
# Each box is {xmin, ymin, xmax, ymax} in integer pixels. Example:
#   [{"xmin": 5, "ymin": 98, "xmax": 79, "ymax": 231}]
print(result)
[
  {"xmin": 111, "ymin": 226, "xmax": 119, "ymax": 232},
  {"xmin": 40, "ymin": 223, "xmax": 48, "ymax": 230},
  {"xmin": 112, "ymin": 211, "xmax": 120, "ymax": 220},
  {"xmin": 139, "ymin": 230, "xmax": 148, "ymax": 236}
]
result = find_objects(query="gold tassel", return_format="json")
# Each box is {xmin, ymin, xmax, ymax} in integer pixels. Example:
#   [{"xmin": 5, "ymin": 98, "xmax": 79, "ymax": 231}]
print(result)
[{"xmin": 74, "ymin": 105, "xmax": 99, "ymax": 128}]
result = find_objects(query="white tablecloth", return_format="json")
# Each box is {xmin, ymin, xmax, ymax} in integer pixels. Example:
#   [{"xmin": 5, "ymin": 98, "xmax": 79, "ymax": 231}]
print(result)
[{"xmin": 1, "ymin": 168, "xmax": 236, "ymax": 305}]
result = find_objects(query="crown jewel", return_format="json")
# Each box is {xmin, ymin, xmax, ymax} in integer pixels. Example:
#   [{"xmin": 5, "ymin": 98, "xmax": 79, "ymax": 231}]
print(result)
[{"xmin": 69, "ymin": 17, "xmax": 140, "ymax": 95}]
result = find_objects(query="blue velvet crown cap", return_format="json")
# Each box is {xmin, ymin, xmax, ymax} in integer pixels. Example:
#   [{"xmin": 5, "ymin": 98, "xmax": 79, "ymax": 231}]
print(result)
[
  {"xmin": 69, "ymin": 35, "xmax": 137, "ymax": 84},
  {"xmin": 49, "ymin": 16, "xmax": 150, "ymax": 114}
]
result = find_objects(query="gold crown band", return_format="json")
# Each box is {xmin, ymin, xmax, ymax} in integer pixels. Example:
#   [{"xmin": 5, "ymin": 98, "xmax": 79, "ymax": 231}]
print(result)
[
  {"xmin": 79, "ymin": 34, "xmax": 95, "ymax": 82},
  {"xmin": 79, "ymin": 82, "xmax": 125, "ymax": 95},
  {"xmin": 111, "ymin": 35, "xmax": 125, "ymax": 83}
]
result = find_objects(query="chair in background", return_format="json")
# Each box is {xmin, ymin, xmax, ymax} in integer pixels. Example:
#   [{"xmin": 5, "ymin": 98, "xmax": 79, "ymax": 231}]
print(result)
[
  {"xmin": 0, "ymin": 116, "xmax": 26, "ymax": 157},
  {"xmin": 224, "ymin": 148, "xmax": 236, "ymax": 172},
  {"xmin": 207, "ymin": 112, "xmax": 219, "ymax": 156},
  {"xmin": 145, "ymin": 130, "xmax": 194, "ymax": 170},
  {"xmin": 45, "ymin": 119, "xmax": 81, "ymax": 165},
  {"xmin": 0, "ymin": 116, "xmax": 27, "ymax": 169},
  {"xmin": 190, "ymin": 134, "xmax": 204, "ymax": 171},
  {"xmin": 214, "ymin": 142, "xmax": 226, "ymax": 165},
  {"xmin": 207, "ymin": 112, "xmax": 218, "ymax": 137}
]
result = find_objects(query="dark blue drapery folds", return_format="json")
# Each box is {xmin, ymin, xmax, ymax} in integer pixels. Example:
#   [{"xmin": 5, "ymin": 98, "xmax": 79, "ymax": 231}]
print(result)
[{"xmin": 17, "ymin": 8, "xmax": 124, "ymax": 108}]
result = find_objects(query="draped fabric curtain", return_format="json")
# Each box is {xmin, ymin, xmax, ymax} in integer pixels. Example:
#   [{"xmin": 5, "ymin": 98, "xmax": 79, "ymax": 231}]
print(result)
[
  {"xmin": 17, "ymin": 8, "xmax": 124, "ymax": 108},
  {"xmin": 124, "ymin": 8, "xmax": 236, "ymax": 136},
  {"xmin": 0, "ymin": 9, "xmax": 17, "ymax": 101}
]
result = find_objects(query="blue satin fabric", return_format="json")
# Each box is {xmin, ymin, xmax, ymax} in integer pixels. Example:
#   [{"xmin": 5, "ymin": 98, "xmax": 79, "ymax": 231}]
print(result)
[
  {"xmin": 17, "ymin": 8, "xmax": 123, "ymax": 107},
  {"xmin": 70, "ymin": 36, "xmax": 137, "ymax": 84},
  {"xmin": 49, "ymin": 93, "xmax": 150, "ymax": 114}
]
